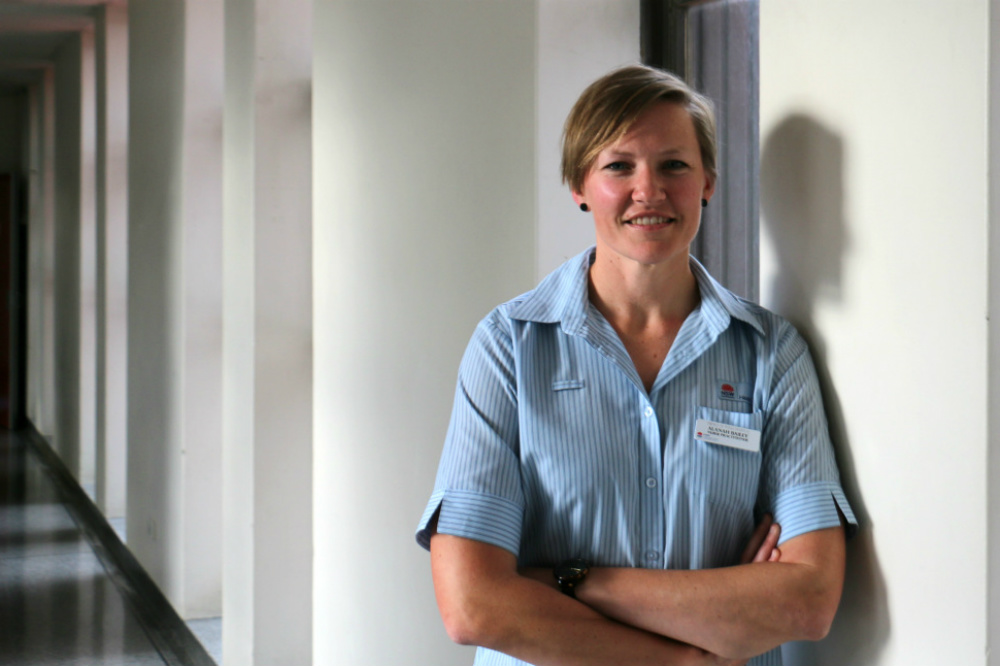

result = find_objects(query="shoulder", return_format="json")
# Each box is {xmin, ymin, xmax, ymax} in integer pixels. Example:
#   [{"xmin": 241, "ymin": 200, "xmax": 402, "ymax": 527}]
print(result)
[
  {"xmin": 698, "ymin": 275, "xmax": 814, "ymax": 391},
  {"xmin": 502, "ymin": 248, "xmax": 594, "ymax": 326},
  {"xmin": 733, "ymin": 298, "xmax": 807, "ymax": 354},
  {"xmin": 695, "ymin": 269, "xmax": 807, "ymax": 361}
]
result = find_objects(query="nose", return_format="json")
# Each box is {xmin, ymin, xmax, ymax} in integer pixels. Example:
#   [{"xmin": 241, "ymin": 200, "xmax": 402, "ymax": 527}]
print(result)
[{"xmin": 632, "ymin": 165, "xmax": 665, "ymax": 204}]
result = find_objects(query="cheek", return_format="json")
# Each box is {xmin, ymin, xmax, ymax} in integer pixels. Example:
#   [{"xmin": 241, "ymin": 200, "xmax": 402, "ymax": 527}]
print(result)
[
  {"xmin": 588, "ymin": 179, "xmax": 627, "ymax": 205},
  {"xmin": 667, "ymin": 179, "xmax": 706, "ymax": 202}
]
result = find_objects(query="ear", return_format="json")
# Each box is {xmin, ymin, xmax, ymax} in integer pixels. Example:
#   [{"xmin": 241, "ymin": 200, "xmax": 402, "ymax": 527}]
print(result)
[
  {"xmin": 571, "ymin": 189, "xmax": 585, "ymax": 207},
  {"xmin": 702, "ymin": 172, "xmax": 716, "ymax": 204}
]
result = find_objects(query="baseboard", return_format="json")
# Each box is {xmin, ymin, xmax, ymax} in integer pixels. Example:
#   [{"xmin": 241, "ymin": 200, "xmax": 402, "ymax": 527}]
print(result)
[{"xmin": 22, "ymin": 425, "xmax": 217, "ymax": 666}]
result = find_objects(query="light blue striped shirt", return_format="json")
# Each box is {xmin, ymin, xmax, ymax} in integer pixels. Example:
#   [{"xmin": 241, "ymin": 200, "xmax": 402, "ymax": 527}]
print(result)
[{"xmin": 417, "ymin": 247, "xmax": 856, "ymax": 666}]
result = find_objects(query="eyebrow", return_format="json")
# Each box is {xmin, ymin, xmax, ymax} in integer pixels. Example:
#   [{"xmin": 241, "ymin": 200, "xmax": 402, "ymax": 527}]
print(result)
[{"xmin": 603, "ymin": 147, "xmax": 686, "ymax": 158}]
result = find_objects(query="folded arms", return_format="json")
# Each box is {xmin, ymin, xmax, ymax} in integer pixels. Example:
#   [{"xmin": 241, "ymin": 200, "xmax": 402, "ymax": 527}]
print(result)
[{"xmin": 430, "ymin": 516, "xmax": 845, "ymax": 665}]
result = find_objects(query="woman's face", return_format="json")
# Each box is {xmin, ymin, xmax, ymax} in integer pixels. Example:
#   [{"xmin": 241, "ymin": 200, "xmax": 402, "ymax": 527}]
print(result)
[{"xmin": 574, "ymin": 101, "xmax": 714, "ymax": 271}]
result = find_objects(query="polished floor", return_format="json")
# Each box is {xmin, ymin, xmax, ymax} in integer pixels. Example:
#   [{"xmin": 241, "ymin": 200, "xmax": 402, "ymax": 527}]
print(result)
[{"xmin": 0, "ymin": 429, "xmax": 218, "ymax": 665}]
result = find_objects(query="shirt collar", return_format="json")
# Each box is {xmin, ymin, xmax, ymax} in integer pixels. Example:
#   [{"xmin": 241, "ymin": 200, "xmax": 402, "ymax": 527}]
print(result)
[
  {"xmin": 506, "ymin": 246, "xmax": 765, "ymax": 337},
  {"xmin": 688, "ymin": 255, "xmax": 766, "ymax": 336}
]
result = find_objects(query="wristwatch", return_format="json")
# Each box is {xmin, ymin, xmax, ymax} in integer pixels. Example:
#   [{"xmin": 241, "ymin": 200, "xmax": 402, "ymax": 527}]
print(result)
[{"xmin": 554, "ymin": 558, "xmax": 590, "ymax": 598}]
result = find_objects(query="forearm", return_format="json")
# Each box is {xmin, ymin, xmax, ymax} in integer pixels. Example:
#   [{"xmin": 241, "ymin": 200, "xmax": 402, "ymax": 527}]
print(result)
[
  {"xmin": 431, "ymin": 534, "xmax": 715, "ymax": 666},
  {"xmin": 576, "ymin": 527, "xmax": 846, "ymax": 659},
  {"xmin": 581, "ymin": 561, "xmax": 828, "ymax": 658}
]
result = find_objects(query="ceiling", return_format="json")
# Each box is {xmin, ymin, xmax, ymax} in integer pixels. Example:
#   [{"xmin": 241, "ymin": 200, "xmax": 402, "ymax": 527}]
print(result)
[{"xmin": 0, "ymin": 0, "xmax": 112, "ymax": 94}]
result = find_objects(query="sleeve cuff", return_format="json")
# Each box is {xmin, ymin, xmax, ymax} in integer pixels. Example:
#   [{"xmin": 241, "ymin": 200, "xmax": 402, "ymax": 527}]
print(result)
[
  {"xmin": 772, "ymin": 481, "xmax": 858, "ymax": 543},
  {"xmin": 415, "ymin": 489, "xmax": 523, "ymax": 556}
]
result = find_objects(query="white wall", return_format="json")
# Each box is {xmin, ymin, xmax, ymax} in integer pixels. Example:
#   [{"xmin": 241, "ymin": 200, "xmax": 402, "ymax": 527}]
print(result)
[
  {"xmin": 990, "ymin": 0, "xmax": 1000, "ymax": 661},
  {"xmin": 536, "ymin": 0, "xmax": 640, "ymax": 277},
  {"xmin": 312, "ymin": 2, "xmax": 638, "ymax": 664},
  {"xmin": 313, "ymin": 2, "xmax": 536, "ymax": 664},
  {"xmin": 760, "ymin": 2, "xmax": 990, "ymax": 664}
]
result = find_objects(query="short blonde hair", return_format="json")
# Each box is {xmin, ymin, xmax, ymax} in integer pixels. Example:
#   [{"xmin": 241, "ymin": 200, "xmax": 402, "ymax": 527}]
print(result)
[{"xmin": 561, "ymin": 65, "xmax": 717, "ymax": 193}]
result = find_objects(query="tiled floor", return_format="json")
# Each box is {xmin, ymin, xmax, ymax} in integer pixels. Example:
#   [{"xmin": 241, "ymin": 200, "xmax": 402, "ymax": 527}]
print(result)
[{"xmin": 0, "ymin": 429, "xmax": 217, "ymax": 665}]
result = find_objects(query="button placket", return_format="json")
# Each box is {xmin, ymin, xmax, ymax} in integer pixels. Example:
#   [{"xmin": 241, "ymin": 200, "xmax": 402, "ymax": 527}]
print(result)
[{"xmin": 637, "ymin": 396, "xmax": 664, "ymax": 569}]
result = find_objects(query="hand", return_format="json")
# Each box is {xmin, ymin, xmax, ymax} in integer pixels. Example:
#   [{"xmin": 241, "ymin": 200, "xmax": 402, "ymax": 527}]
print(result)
[{"xmin": 740, "ymin": 514, "xmax": 781, "ymax": 564}]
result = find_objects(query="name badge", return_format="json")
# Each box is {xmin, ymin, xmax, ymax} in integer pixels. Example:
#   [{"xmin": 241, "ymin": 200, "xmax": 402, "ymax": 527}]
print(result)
[{"xmin": 695, "ymin": 418, "xmax": 761, "ymax": 453}]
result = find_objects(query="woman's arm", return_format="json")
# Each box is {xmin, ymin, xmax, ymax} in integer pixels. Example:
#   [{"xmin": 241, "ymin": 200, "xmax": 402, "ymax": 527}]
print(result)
[
  {"xmin": 573, "ymin": 525, "xmax": 846, "ymax": 660},
  {"xmin": 431, "ymin": 533, "xmax": 748, "ymax": 666}
]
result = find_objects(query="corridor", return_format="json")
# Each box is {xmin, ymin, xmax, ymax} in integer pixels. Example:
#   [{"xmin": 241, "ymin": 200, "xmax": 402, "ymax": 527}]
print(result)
[{"xmin": 0, "ymin": 428, "xmax": 218, "ymax": 665}]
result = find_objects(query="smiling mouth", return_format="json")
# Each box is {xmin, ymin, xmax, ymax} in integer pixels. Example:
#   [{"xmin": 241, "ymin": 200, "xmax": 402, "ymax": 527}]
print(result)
[{"xmin": 625, "ymin": 216, "xmax": 675, "ymax": 226}]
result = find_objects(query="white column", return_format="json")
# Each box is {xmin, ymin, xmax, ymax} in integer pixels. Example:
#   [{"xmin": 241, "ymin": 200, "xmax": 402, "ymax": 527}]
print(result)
[
  {"xmin": 94, "ymin": 1, "xmax": 129, "ymax": 519},
  {"xmin": 223, "ymin": 0, "xmax": 313, "ymax": 662},
  {"xmin": 78, "ymin": 26, "xmax": 97, "ymax": 492},
  {"xmin": 127, "ymin": 0, "xmax": 223, "ymax": 619},
  {"xmin": 25, "ymin": 65, "xmax": 56, "ymax": 438},
  {"xmin": 179, "ymin": 0, "xmax": 225, "ymax": 619},
  {"xmin": 52, "ymin": 34, "xmax": 83, "ymax": 474}
]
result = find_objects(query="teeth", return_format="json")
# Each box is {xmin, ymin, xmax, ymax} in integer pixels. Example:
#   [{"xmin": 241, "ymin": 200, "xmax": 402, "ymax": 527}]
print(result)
[{"xmin": 628, "ymin": 216, "xmax": 671, "ymax": 226}]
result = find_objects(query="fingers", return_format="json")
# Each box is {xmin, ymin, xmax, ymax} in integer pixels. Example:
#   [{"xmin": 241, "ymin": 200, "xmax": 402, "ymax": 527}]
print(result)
[
  {"xmin": 739, "ymin": 514, "xmax": 774, "ymax": 564},
  {"xmin": 753, "ymin": 522, "xmax": 781, "ymax": 563},
  {"xmin": 739, "ymin": 514, "xmax": 782, "ymax": 565}
]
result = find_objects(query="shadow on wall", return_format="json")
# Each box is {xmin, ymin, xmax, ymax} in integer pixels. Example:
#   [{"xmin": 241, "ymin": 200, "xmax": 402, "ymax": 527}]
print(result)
[{"xmin": 761, "ymin": 114, "xmax": 890, "ymax": 666}]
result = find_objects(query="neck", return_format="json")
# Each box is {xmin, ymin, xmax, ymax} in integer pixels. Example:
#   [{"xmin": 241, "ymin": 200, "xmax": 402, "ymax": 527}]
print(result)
[{"xmin": 587, "ymin": 248, "xmax": 700, "ymax": 330}]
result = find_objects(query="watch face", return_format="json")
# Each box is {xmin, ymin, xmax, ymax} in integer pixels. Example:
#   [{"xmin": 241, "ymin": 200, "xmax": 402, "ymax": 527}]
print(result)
[{"xmin": 555, "ymin": 558, "xmax": 590, "ymax": 584}]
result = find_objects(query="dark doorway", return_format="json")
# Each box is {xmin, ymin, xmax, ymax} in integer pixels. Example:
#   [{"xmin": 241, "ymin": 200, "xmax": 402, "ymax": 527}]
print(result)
[{"xmin": 0, "ymin": 173, "xmax": 27, "ymax": 429}]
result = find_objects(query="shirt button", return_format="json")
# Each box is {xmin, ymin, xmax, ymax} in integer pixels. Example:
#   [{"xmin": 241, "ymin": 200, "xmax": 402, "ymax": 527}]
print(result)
[
  {"xmin": 645, "ymin": 477, "xmax": 657, "ymax": 488},
  {"xmin": 643, "ymin": 406, "xmax": 653, "ymax": 417}
]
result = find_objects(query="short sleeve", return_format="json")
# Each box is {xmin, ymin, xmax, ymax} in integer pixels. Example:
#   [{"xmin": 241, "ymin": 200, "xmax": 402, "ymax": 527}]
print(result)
[
  {"xmin": 415, "ymin": 313, "xmax": 525, "ymax": 555},
  {"xmin": 758, "ymin": 327, "xmax": 858, "ymax": 543}
]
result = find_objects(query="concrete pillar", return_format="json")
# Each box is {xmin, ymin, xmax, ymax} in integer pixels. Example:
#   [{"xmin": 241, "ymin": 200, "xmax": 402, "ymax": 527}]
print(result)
[
  {"xmin": 25, "ymin": 65, "xmax": 56, "ymax": 439},
  {"xmin": 127, "ymin": 0, "xmax": 223, "ymax": 619},
  {"xmin": 78, "ymin": 26, "xmax": 97, "ymax": 492},
  {"xmin": 94, "ymin": 2, "xmax": 128, "ymax": 519},
  {"xmin": 52, "ymin": 34, "xmax": 83, "ymax": 475},
  {"xmin": 222, "ymin": 0, "xmax": 312, "ymax": 663}
]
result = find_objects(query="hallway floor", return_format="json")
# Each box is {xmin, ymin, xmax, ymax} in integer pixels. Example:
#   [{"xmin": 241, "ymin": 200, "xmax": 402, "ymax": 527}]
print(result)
[{"xmin": 0, "ymin": 429, "xmax": 218, "ymax": 665}]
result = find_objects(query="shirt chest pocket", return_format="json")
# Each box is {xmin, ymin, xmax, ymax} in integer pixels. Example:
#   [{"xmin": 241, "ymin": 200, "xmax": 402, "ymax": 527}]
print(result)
[{"xmin": 686, "ymin": 406, "xmax": 763, "ymax": 511}]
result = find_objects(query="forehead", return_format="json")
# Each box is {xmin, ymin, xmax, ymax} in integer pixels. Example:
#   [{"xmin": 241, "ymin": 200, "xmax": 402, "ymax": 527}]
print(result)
[{"xmin": 604, "ymin": 101, "xmax": 699, "ymax": 154}]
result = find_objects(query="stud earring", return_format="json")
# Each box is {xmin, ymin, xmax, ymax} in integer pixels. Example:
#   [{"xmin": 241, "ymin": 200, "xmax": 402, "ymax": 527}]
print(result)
[
  {"xmin": 580, "ymin": 203, "xmax": 589, "ymax": 212},
  {"xmin": 701, "ymin": 199, "xmax": 708, "ymax": 208}
]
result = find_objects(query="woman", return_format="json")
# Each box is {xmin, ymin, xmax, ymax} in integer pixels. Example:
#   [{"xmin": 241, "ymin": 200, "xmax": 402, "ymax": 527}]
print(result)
[{"xmin": 416, "ymin": 65, "xmax": 856, "ymax": 666}]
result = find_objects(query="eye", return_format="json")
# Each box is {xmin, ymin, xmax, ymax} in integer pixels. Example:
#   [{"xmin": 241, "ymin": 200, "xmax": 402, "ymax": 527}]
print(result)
[
  {"xmin": 603, "ymin": 161, "xmax": 631, "ymax": 172},
  {"xmin": 662, "ymin": 159, "xmax": 689, "ymax": 171}
]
